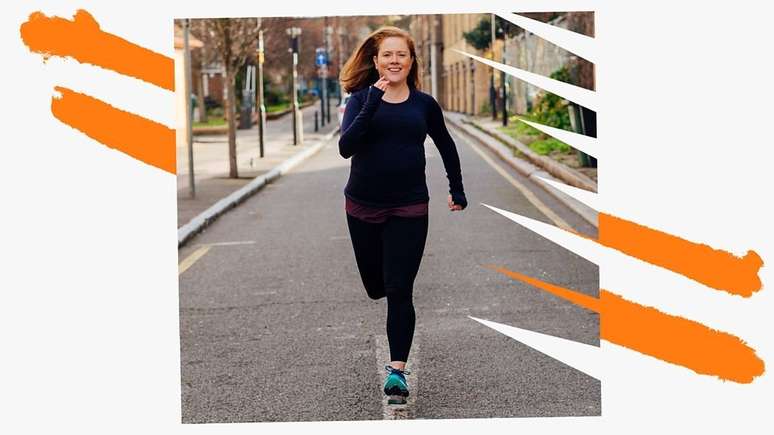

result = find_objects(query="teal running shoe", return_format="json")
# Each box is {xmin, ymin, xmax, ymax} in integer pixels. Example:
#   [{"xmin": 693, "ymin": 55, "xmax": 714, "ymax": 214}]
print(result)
[{"xmin": 383, "ymin": 365, "xmax": 410, "ymax": 405}]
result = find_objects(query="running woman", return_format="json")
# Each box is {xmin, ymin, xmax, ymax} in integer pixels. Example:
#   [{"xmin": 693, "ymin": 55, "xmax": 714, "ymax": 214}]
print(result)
[{"xmin": 338, "ymin": 26, "xmax": 467, "ymax": 405}]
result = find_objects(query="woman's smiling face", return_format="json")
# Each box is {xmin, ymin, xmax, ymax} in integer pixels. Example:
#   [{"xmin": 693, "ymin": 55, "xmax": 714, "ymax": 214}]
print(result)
[{"xmin": 373, "ymin": 36, "xmax": 413, "ymax": 85}]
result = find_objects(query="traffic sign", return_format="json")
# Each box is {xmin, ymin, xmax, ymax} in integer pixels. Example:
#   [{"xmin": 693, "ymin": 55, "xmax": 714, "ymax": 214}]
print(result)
[{"xmin": 315, "ymin": 48, "xmax": 328, "ymax": 66}]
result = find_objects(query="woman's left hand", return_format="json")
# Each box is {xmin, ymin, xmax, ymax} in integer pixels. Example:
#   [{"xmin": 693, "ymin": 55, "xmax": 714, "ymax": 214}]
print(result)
[{"xmin": 448, "ymin": 195, "xmax": 463, "ymax": 211}]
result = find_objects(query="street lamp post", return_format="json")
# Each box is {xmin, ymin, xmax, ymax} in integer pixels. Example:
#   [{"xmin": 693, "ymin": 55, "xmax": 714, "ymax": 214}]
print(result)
[
  {"xmin": 183, "ymin": 18, "xmax": 195, "ymax": 198},
  {"xmin": 501, "ymin": 70, "xmax": 507, "ymax": 126},
  {"xmin": 337, "ymin": 26, "xmax": 346, "ymax": 104},
  {"xmin": 490, "ymin": 13, "xmax": 497, "ymax": 120},
  {"xmin": 287, "ymin": 26, "xmax": 303, "ymax": 146},
  {"xmin": 502, "ymin": 44, "xmax": 508, "ymax": 126},
  {"xmin": 470, "ymin": 57, "xmax": 475, "ymax": 117},
  {"xmin": 430, "ymin": 15, "xmax": 438, "ymax": 99},
  {"xmin": 256, "ymin": 19, "xmax": 266, "ymax": 158},
  {"xmin": 324, "ymin": 23, "xmax": 332, "ymax": 124},
  {"xmin": 320, "ymin": 51, "xmax": 326, "ymax": 128},
  {"xmin": 320, "ymin": 19, "xmax": 328, "ymax": 128}
]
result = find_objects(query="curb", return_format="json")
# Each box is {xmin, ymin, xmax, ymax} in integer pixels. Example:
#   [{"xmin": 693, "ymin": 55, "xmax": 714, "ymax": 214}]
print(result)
[
  {"xmin": 466, "ymin": 118, "xmax": 597, "ymax": 193},
  {"xmin": 177, "ymin": 127, "xmax": 340, "ymax": 248},
  {"xmin": 192, "ymin": 101, "xmax": 318, "ymax": 136},
  {"xmin": 264, "ymin": 100, "xmax": 317, "ymax": 121},
  {"xmin": 445, "ymin": 114, "xmax": 598, "ymax": 228}
]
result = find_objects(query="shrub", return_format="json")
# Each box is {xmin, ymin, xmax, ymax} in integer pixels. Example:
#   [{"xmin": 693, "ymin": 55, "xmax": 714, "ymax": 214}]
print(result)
[
  {"xmin": 204, "ymin": 95, "xmax": 221, "ymax": 110},
  {"xmin": 510, "ymin": 115, "xmax": 541, "ymax": 137},
  {"xmin": 528, "ymin": 66, "xmax": 573, "ymax": 132},
  {"xmin": 528, "ymin": 137, "xmax": 571, "ymax": 155},
  {"xmin": 264, "ymin": 84, "xmax": 289, "ymax": 106},
  {"xmin": 479, "ymin": 101, "xmax": 491, "ymax": 116}
]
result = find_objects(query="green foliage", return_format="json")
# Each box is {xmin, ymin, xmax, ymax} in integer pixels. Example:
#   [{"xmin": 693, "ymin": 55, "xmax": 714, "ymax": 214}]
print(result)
[
  {"xmin": 549, "ymin": 65, "xmax": 573, "ymax": 84},
  {"xmin": 463, "ymin": 18, "xmax": 494, "ymax": 51},
  {"xmin": 522, "ymin": 66, "xmax": 574, "ymax": 156},
  {"xmin": 511, "ymin": 115, "xmax": 541, "ymax": 137},
  {"xmin": 528, "ymin": 137, "xmax": 571, "ymax": 155},
  {"xmin": 528, "ymin": 66, "xmax": 573, "ymax": 132},
  {"xmin": 463, "ymin": 17, "xmax": 522, "ymax": 51},
  {"xmin": 479, "ymin": 101, "xmax": 492, "ymax": 116},
  {"xmin": 499, "ymin": 122, "xmax": 570, "ymax": 156},
  {"xmin": 497, "ymin": 65, "xmax": 575, "ymax": 157},
  {"xmin": 497, "ymin": 115, "xmax": 540, "ymax": 148},
  {"xmin": 265, "ymin": 84, "xmax": 289, "ymax": 106},
  {"xmin": 193, "ymin": 117, "xmax": 226, "ymax": 128},
  {"xmin": 266, "ymin": 102, "xmax": 291, "ymax": 113}
]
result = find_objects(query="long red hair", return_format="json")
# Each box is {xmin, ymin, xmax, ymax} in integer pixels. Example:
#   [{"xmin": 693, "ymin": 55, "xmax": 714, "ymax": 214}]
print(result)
[{"xmin": 339, "ymin": 26, "xmax": 422, "ymax": 94}]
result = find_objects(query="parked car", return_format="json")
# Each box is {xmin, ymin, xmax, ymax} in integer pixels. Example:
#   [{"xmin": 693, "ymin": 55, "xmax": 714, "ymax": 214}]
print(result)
[{"xmin": 337, "ymin": 93, "xmax": 351, "ymax": 126}]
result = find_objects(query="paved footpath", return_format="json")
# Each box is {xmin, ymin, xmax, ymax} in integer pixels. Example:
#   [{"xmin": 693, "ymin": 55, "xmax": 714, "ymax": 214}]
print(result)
[
  {"xmin": 177, "ymin": 121, "xmax": 600, "ymax": 422},
  {"xmin": 177, "ymin": 102, "xmax": 337, "ymax": 228}
]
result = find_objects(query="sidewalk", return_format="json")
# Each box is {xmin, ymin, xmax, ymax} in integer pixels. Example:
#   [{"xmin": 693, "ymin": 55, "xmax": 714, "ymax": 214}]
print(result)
[
  {"xmin": 177, "ymin": 103, "xmax": 339, "ymax": 246},
  {"xmin": 445, "ymin": 111, "xmax": 598, "ymax": 227},
  {"xmin": 466, "ymin": 115, "xmax": 597, "ymax": 192}
]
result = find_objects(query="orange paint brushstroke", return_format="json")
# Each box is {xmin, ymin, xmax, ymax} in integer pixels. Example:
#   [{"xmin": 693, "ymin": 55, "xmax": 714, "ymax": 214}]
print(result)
[
  {"xmin": 51, "ymin": 86, "xmax": 175, "ymax": 174},
  {"xmin": 486, "ymin": 265, "xmax": 766, "ymax": 384},
  {"xmin": 20, "ymin": 9, "xmax": 173, "ymax": 91},
  {"xmin": 598, "ymin": 213, "xmax": 763, "ymax": 297}
]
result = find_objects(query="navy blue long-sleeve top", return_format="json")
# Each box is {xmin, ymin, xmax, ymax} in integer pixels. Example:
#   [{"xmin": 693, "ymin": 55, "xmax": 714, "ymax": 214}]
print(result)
[{"xmin": 338, "ymin": 85, "xmax": 466, "ymax": 209}]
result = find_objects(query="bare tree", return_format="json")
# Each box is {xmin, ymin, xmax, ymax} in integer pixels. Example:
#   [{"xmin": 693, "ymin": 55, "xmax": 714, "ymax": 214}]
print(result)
[
  {"xmin": 188, "ymin": 15, "xmax": 392, "ymax": 178},
  {"xmin": 259, "ymin": 15, "xmax": 390, "ymax": 94},
  {"xmin": 192, "ymin": 18, "xmax": 260, "ymax": 178}
]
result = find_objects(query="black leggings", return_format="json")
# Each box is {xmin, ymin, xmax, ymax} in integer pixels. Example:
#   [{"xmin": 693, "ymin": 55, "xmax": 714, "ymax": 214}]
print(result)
[{"xmin": 346, "ymin": 213, "xmax": 429, "ymax": 362}]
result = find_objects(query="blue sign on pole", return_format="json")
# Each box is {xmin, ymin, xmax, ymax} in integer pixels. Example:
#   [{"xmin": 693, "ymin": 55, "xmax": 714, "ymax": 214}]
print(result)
[{"xmin": 315, "ymin": 48, "xmax": 327, "ymax": 66}]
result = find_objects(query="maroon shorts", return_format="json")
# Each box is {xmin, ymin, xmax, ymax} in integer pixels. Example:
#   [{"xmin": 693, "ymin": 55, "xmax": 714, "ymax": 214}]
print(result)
[{"xmin": 345, "ymin": 196, "xmax": 428, "ymax": 224}]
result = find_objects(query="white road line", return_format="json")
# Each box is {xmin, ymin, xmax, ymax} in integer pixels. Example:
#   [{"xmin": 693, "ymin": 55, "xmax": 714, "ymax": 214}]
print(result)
[
  {"xmin": 195, "ymin": 240, "xmax": 256, "ymax": 247},
  {"xmin": 455, "ymin": 127, "xmax": 577, "ymax": 233},
  {"xmin": 376, "ymin": 335, "xmax": 419, "ymax": 420}
]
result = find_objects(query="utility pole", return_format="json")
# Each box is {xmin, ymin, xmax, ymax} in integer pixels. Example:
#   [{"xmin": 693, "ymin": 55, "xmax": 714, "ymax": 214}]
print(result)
[
  {"xmin": 324, "ymin": 22, "xmax": 332, "ymax": 124},
  {"xmin": 430, "ymin": 15, "xmax": 438, "ymax": 99},
  {"xmin": 502, "ymin": 38, "xmax": 508, "ymax": 126},
  {"xmin": 336, "ymin": 18, "xmax": 344, "ymax": 103},
  {"xmin": 183, "ymin": 18, "xmax": 195, "ymax": 198},
  {"xmin": 320, "ymin": 63, "xmax": 326, "ymax": 127},
  {"xmin": 338, "ymin": 24, "xmax": 349, "ymax": 103},
  {"xmin": 470, "ymin": 57, "xmax": 475, "ymax": 116},
  {"xmin": 320, "ymin": 18, "xmax": 327, "ymax": 127},
  {"xmin": 256, "ymin": 18, "xmax": 266, "ymax": 158},
  {"xmin": 490, "ymin": 13, "xmax": 497, "ymax": 120},
  {"xmin": 287, "ymin": 26, "xmax": 303, "ymax": 145}
]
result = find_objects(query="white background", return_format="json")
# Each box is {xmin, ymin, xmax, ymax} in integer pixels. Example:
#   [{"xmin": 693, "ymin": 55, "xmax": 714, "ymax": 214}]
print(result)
[{"xmin": 1, "ymin": 0, "xmax": 772, "ymax": 433}]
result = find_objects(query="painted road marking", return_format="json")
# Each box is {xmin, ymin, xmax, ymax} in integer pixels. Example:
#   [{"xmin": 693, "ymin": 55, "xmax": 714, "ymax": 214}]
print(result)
[
  {"xmin": 179, "ymin": 241, "xmax": 257, "ymax": 275},
  {"xmin": 376, "ymin": 334, "xmax": 419, "ymax": 420},
  {"xmin": 196, "ymin": 240, "xmax": 256, "ymax": 247},
  {"xmin": 178, "ymin": 245, "xmax": 211, "ymax": 276},
  {"xmin": 459, "ymin": 130, "xmax": 577, "ymax": 233}
]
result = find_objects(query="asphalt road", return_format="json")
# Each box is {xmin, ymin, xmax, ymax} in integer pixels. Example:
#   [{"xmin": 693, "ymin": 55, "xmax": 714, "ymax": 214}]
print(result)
[{"xmin": 177, "ymin": 123, "xmax": 600, "ymax": 423}]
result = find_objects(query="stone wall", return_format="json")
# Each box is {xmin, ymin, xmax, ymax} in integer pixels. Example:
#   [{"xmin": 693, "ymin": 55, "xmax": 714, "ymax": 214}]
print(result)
[{"xmin": 504, "ymin": 15, "xmax": 572, "ymax": 115}]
